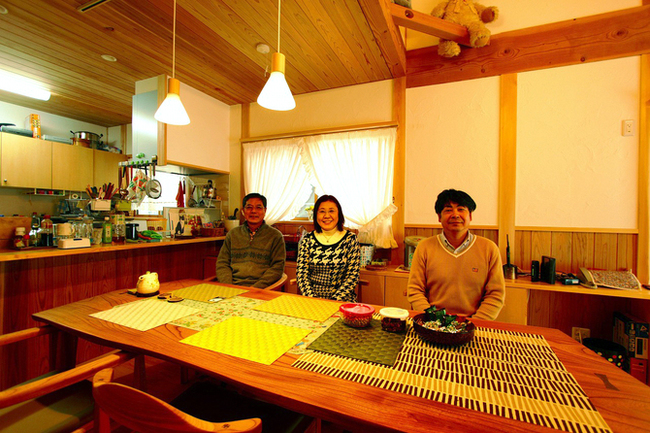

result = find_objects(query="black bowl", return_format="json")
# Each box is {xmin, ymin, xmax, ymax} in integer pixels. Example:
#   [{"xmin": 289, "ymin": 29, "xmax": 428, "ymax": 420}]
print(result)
[{"xmin": 412, "ymin": 313, "xmax": 475, "ymax": 346}]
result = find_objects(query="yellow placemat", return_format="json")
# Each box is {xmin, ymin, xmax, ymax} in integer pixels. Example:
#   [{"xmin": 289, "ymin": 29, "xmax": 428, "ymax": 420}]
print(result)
[
  {"xmin": 90, "ymin": 299, "xmax": 200, "ymax": 331},
  {"xmin": 171, "ymin": 284, "xmax": 248, "ymax": 301},
  {"xmin": 181, "ymin": 316, "xmax": 310, "ymax": 365},
  {"xmin": 253, "ymin": 295, "xmax": 340, "ymax": 322}
]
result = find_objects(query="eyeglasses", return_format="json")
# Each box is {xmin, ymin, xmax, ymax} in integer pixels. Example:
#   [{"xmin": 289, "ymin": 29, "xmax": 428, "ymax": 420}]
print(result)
[{"xmin": 244, "ymin": 205, "xmax": 265, "ymax": 211}]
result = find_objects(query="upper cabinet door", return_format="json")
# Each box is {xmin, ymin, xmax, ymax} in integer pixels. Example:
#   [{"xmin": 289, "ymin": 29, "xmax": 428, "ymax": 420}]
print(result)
[
  {"xmin": 93, "ymin": 150, "xmax": 127, "ymax": 188},
  {"xmin": 1, "ymin": 133, "xmax": 52, "ymax": 188},
  {"xmin": 51, "ymin": 142, "xmax": 93, "ymax": 191}
]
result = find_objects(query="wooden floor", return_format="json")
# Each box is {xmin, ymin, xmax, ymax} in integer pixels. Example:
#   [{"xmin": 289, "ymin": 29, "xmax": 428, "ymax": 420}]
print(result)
[{"xmin": 107, "ymin": 357, "xmax": 346, "ymax": 433}]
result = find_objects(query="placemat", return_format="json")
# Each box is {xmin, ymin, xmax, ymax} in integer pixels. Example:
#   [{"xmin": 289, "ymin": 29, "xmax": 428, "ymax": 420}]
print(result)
[
  {"xmin": 171, "ymin": 284, "xmax": 248, "ymax": 301},
  {"xmin": 181, "ymin": 316, "xmax": 310, "ymax": 365},
  {"xmin": 90, "ymin": 299, "xmax": 200, "ymax": 331},
  {"xmin": 293, "ymin": 326, "xmax": 611, "ymax": 433},
  {"xmin": 308, "ymin": 316, "xmax": 406, "ymax": 366},
  {"xmin": 253, "ymin": 295, "xmax": 340, "ymax": 322},
  {"xmin": 169, "ymin": 297, "xmax": 264, "ymax": 330}
]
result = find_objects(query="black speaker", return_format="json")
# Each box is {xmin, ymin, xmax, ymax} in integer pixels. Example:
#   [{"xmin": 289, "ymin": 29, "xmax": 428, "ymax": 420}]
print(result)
[
  {"xmin": 540, "ymin": 256, "xmax": 556, "ymax": 285},
  {"xmin": 531, "ymin": 260, "xmax": 540, "ymax": 282}
]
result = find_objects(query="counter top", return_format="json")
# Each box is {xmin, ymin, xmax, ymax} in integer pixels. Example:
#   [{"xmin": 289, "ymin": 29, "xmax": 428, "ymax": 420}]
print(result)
[{"xmin": 0, "ymin": 236, "xmax": 225, "ymax": 262}]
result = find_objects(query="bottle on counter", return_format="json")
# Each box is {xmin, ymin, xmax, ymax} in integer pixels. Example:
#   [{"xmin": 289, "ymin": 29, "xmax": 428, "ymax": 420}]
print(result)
[
  {"xmin": 29, "ymin": 212, "xmax": 40, "ymax": 247},
  {"xmin": 111, "ymin": 213, "xmax": 125, "ymax": 244},
  {"xmin": 102, "ymin": 217, "xmax": 112, "ymax": 244},
  {"xmin": 82, "ymin": 214, "xmax": 94, "ymax": 239},
  {"xmin": 13, "ymin": 227, "xmax": 28, "ymax": 249},
  {"xmin": 40, "ymin": 215, "xmax": 53, "ymax": 247}
]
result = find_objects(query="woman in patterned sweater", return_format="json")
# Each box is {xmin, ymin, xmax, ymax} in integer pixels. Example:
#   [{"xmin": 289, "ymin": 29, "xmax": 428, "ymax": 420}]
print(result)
[{"xmin": 297, "ymin": 195, "xmax": 361, "ymax": 302}]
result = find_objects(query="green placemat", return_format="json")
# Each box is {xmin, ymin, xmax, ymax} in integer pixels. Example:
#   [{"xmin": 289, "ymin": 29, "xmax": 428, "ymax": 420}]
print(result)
[{"xmin": 308, "ymin": 318, "xmax": 406, "ymax": 366}]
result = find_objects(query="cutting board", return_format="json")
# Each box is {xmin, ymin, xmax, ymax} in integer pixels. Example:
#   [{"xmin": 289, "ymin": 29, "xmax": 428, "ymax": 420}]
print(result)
[{"xmin": 0, "ymin": 217, "xmax": 31, "ymax": 250}]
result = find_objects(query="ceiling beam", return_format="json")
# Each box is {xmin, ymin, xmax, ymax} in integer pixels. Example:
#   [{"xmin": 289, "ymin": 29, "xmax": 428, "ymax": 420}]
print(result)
[
  {"xmin": 357, "ymin": 0, "xmax": 406, "ymax": 77},
  {"xmin": 407, "ymin": 5, "xmax": 650, "ymax": 89},
  {"xmin": 389, "ymin": 3, "xmax": 469, "ymax": 46}
]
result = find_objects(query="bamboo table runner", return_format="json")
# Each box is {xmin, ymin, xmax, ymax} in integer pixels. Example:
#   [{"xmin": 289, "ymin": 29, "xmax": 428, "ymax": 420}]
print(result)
[{"xmin": 293, "ymin": 326, "xmax": 612, "ymax": 433}]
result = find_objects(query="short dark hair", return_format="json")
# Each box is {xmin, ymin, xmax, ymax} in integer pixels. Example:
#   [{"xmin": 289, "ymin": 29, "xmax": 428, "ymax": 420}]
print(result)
[
  {"xmin": 434, "ymin": 189, "xmax": 476, "ymax": 215},
  {"xmin": 243, "ymin": 193, "xmax": 267, "ymax": 209},
  {"xmin": 313, "ymin": 195, "xmax": 345, "ymax": 233}
]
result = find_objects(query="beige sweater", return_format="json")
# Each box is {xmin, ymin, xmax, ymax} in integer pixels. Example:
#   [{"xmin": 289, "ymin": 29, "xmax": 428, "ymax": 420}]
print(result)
[{"xmin": 407, "ymin": 235, "xmax": 505, "ymax": 320}]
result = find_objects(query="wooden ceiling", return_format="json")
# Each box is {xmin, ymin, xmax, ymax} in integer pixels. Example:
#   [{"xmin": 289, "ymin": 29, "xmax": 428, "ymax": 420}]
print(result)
[{"xmin": 0, "ymin": 0, "xmax": 399, "ymax": 127}]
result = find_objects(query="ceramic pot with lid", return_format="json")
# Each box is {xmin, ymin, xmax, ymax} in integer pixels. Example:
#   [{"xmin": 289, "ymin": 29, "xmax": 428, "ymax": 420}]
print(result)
[{"xmin": 70, "ymin": 131, "xmax": 103, "ymax": 148}]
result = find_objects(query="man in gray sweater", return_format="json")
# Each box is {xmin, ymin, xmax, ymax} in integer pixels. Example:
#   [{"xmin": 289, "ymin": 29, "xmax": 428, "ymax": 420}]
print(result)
[{"xmin": 215, "ymin": 193, "xmax": 285, "ymax": 288}]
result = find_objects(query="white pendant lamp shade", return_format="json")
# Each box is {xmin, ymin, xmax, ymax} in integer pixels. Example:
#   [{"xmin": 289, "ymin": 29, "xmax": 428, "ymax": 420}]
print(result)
[
  {"xmin": 155, "ymin": 77, "xmax": 190, "ymax": 125},
  {"xmin": 257, "ymin": 53, "xmax": 295, "ymax": 111}
]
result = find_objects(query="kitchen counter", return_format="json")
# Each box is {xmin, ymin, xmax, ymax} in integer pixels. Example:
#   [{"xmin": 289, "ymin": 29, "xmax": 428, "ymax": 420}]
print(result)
[{"xmin": 0, "ymin": 236, "xmax": 225, "ymax": 262}]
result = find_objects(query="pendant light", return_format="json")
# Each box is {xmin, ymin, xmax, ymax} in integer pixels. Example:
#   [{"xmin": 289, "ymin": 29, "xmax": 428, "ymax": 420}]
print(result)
[
  {"xmin": 155, "ymin": 0, "xmax": 190, "ymax": 125},
  {"xmin": 257, "ymin": 0, "xmax": 295, "ymax": 111}
]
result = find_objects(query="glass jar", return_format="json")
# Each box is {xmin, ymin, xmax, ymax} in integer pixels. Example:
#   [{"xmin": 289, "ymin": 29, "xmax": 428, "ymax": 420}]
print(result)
[
  {"xmin": 111, "ymin": 213, "xmax": 125, "ymax": 244},
  {"xmin": 13, "ymin": 227, "xmax": 28, "ymax": 249},
  {"xmin": 40, "ymin": 215, "xmax": 53, "ymax": 247},
  {"xmin": 379, "ymin": 307, "xmax": 409, "ymax": 333}
]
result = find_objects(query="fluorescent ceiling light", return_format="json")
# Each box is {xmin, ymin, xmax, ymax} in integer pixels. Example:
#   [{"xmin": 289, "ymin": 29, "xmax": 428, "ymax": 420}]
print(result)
[{"xmin": 0, "ymin": 70, "xmax": 51, "ymax": 101}]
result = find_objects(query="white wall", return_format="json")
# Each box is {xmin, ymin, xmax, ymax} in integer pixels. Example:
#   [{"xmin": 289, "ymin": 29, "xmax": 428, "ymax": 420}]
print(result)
[
  {"xmin": 166, "ymin": 81, "xmax": 230, "ymax": 173},
  {"xmin": 405, "ymin": 77, "xmax": 501, "ymax": 226},
  {"xmin": 0, "ymin": 100, "xmax": 107, "ymax": 140},
  {"xmin": 516, "ymin": 57, "xmax": 640, "ymax": 229},
  {"xmin": 406, "ymin": 0, "xmax": 640, "ymax": 50}
]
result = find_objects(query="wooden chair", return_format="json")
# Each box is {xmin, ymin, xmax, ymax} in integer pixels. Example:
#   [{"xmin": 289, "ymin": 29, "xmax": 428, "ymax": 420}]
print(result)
[
  {"xmin": 205, "ymin": 273, "xmax": 288, "ymax": 292},
  {"xmin": 288, "ymin": 278, "xmax": 369, "ymax": 301},
  {"xmin": 93, "ymin": 368, "xmax": 314, "ymax": 433},
  {"xmin": 0, "ymin": 325, "xmax": 134, "ymax": 433}
]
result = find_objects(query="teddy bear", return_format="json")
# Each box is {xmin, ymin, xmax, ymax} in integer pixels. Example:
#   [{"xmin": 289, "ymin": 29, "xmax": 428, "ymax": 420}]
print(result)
[{"xmin": 431, "ymin": 0, "xmax": 498, "ymax": 58}]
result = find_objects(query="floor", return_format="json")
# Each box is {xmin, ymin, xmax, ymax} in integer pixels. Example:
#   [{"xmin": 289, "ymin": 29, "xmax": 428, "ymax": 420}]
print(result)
[{"xmin": 106, "ymin": 356, "xmax": 348, "ymax": 433}]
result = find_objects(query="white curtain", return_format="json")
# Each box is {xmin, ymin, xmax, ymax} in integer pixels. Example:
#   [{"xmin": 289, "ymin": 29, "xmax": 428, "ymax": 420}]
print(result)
[
  {"xmin": 301, "ymin": 128, "xmax": 397, "ymax": 248},
  {"xmin": 243, "ymin": 138, "xmax": 312, "ymax": 225}
]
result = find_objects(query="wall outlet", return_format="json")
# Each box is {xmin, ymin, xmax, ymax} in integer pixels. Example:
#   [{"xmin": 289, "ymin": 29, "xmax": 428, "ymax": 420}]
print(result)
[
  {"xmin": 623, "ymin": 119, "xmax": 634, "ymax": 136},
  {"xmin": 572, "ymin": 327, "xmax": 591, "ymax": 342}
]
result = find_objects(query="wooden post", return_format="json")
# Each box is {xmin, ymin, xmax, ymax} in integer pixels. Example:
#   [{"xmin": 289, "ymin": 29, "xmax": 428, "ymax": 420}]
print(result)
[
  {"xmin": 638, "ymin": 55, "xmax": 650, "ymax": 285},
  {"xmin": 498, "ymin": 74, "xmax": 517, "ymax": 263},
  {"xmin": 392, "ymin": 77, "xmax": 406, "ymax": 265}
]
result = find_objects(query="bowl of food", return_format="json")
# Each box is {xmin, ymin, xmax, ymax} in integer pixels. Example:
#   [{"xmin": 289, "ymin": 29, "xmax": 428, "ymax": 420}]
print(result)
[
  {"xmin": 339, "ymin": 303, "xmax": 375, "ymax": 328},
  {"xmin": 412, "ymin": 307, "xmax": 475, "ymax": 346}
]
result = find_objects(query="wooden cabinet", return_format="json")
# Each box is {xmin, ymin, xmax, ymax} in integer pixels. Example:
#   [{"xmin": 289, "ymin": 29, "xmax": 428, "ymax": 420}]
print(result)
[
  {"xmin": 0, "ymin": 133, "xmax": 52, "ymax": 188},
  {"xmin": 51, "ymin": 142, "xmax": 93, "ymax": 191},
  {"xmin": 93, "ymin": 150, "xmax": 127, "ymax": 187},
  {"xmin": 0, "ymin": 133, "xmax": 126, "ymax": 192},
  {"xmin": 284, "ymin": 263, "xmax": 298, "ymax": 294},
  {"xmin": 384, "ymin": 275, "xmax": 411, "ymax": 309},
  {"xmin": 358, "ymin": 272, "xmax": 385, "ymax": 305}
]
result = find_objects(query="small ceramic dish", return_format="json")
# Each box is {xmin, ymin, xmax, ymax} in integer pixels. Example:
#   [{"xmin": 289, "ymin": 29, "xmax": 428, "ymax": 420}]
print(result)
[{"xmin": 339, "ymin": 303, "xmax": 375, "ymax": 328}]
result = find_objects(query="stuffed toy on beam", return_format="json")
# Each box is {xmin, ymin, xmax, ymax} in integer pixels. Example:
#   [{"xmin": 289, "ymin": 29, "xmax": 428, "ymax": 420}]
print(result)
[{"xmin": 431, "ymin": 0, "xmax": 498, "ymax": 58}]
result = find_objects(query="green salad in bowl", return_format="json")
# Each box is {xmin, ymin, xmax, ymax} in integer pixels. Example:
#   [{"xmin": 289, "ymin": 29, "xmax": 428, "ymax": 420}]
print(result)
[{"xmin": 412, "ymin": 305, "xmax": 475, "ymax": 346}]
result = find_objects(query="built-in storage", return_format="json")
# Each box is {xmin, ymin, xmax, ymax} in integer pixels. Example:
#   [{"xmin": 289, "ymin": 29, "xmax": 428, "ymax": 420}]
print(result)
[
  {"xmin": 0, "ymin": 132, "xmax": 126, "ymax": 192},
  {"xmin": 1, "ymin": 133, "xmax": 52, "ymax": 188}
]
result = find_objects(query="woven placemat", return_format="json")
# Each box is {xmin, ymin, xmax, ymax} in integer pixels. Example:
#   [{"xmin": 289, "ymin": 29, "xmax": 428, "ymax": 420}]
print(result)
[
  {"xmin": 171, "ymin": 284, "xmax": 248, "ymax": 302},
  {"xmin": 308, "ymin": 317, "xmax": 406, "ymax": 366},
  {"xmin": 253, "ymin": 295, "xmax": 340, "ymax": 322},
  {"xmin": 90, "ymin": 299, "xmax": 199, "ymax": 331},
  {"xmin": 293, "ymin": 326, "xmax": 611, "ymax": 433}
]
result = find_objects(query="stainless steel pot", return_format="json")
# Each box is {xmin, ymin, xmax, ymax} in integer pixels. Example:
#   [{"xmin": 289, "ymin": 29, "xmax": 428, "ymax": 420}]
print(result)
[{"xmin": 70, "ymin": 131, "xmax": 103, "ymax": 148}]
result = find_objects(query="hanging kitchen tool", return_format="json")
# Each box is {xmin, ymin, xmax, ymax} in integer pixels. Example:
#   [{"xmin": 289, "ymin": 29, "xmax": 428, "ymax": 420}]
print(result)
[{"xmin": 144, "ymin": 162, "xmax": 162, "ymax": 199}]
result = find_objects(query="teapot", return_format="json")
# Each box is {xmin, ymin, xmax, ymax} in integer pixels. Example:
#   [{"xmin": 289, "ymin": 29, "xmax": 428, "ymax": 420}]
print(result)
[{"xmin": 136, "ymin": 271, "xmax": 160, "ymax": 296}]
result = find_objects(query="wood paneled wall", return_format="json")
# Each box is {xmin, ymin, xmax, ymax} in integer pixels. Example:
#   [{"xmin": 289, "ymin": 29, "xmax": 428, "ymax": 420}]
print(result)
[{"xmin": 0, "ymin": 242, "xmax": 219, "ymax": 390}]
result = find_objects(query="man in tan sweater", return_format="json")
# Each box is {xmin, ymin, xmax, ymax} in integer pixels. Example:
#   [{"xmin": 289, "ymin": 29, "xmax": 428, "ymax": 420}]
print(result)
[{"xmin": 407, "ymin": 189, "xmax": 505, "ymax": 320}]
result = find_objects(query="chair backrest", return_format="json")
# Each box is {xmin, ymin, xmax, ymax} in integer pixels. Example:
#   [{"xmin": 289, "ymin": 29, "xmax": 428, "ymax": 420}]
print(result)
[
  {"xmin": 92, "ymin": 368, "xmax": 262, "ymax": 433},
  {"xmin": 264, "ymin": 273, "xmax": 287, "ymax": 291}
]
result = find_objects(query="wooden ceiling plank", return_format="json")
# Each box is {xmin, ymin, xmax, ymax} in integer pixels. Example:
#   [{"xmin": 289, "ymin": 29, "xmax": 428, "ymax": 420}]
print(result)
[
  {"xmin": 341, "ymin": 0, "xmax": 393, "ymax": 80},
  {"xmin": 407, "ymin": 5, "xmax": 650, "ymax": 88},
  {"xmin": 356, "ymin": 0, "xmax": 406, "ymax": 77},
  {"xmin": 227, "ymin": 0, "xmax": 349, "ymax": 89},
  {"xmin": 389, "ymin": 3, "xmax": 470, "ymax": 45},
  {"xmin": 297, "ymin": 0, "xmax": 374, "ymax": 83}
]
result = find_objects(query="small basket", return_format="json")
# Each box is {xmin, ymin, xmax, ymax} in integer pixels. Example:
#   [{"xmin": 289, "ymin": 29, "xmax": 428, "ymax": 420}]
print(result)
[{"xmin": 412, "ymin": 313, "xmax": 475, "ymax": 346}]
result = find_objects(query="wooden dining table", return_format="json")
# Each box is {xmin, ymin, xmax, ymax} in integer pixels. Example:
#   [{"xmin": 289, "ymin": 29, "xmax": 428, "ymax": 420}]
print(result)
[{"xmin": 32, "ymin": 279, "xmax": 650, "ymax": 433}]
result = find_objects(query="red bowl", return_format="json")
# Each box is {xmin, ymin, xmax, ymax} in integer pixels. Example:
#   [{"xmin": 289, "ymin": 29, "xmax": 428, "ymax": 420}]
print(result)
[{"xmin": 339, "ymin": 303, "xmax": 375, "ymax": 328}]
